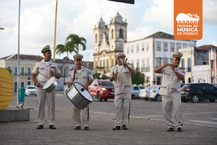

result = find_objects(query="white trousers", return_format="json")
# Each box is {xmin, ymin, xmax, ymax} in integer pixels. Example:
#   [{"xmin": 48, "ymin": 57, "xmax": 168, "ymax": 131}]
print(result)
[
  {"xmin": 37, "ymin": 87, "xmax": 55, "ymax": 126},
  {"xmin": 72, "ymin": 104, "xmax": 89, "ymax": 127},
  {"xmin": 114, "ymin": 93, "xmax": 131, "ymax": 126},
  {"xmin": 162, "ymin": 95, "xmax": 183, "ymax": 128}
]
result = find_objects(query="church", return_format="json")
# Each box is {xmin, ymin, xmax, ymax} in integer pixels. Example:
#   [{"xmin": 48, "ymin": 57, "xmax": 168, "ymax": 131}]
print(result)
[{"xmin": 93, "ymin": 12, "xmax": 127, "ymax": 74}]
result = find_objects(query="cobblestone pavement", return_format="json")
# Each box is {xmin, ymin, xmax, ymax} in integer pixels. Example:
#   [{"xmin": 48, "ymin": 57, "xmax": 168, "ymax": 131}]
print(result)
[{"xmin": 0, "ymin": 92, "xmax": 216, "ymax": 145}]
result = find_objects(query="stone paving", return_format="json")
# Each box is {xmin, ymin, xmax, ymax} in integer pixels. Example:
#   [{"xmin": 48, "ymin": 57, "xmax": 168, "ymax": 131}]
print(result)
[{"xmin": 0, "ymin": 92, "xmax": 216, "ymax": 145}]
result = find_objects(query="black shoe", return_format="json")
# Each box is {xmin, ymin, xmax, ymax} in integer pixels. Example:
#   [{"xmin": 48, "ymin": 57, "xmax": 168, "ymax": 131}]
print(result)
[
  {"xmin": 84, "ymin": 126, "xmax": 89, "ymax": 130},
  {"xmin": 49, "ymin": 125, "xmax": 56, "ymax": 129},
  {"xmin": 167, "ymin": 127, "xmax": 174, "ymax": 132},
  {"xmin": 113, "ymin": 126, "xmax": 120, "ymax": 130},
  {"xmin": 177, "ymin": 127, "xmax": 182, "ymax": 132},
  {"xmin": 122, "ymin": 125, "xmax": 128, "ymax": 130},
  {"xmin": 75, "ymin": 126, "xmax": 81, "ymax": 130},
  {"xmin": 37, "ymin": 125, "xmax": 43, "ymax": 129}
]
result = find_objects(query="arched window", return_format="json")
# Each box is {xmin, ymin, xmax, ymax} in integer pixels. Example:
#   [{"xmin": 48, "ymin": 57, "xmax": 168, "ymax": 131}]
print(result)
[
  {"xmin": 187, "ymin": 58, "xmax": 191, "ymax": 72},
  {"xmin": 119, "ymin": 29, "xmax": 123, "ymax": 38},
  {"xmin": 181, "ymin": 59, "xmax": 185, "ymax": 68},
  {"xmin": 95, "ymin": 34, "xmax": 97, "ymax": 43},
  {"xmin": 111, "ymin": 29, "xmax": 114, "ymax": 39}
]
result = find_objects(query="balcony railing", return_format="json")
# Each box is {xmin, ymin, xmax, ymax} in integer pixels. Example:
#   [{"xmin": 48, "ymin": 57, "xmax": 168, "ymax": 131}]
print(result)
[{"xmin": 13, "ymin": 73, "xmax": 32, "ymax": 76}]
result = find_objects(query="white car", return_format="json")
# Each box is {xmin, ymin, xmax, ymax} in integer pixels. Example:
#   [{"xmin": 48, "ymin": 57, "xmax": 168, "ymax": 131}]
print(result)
[
  {"xmin": 25, "ymin": 85, "xmax": 37, "ymax": 96},
  {"xmin": 139, "ymin": 85, "xmax": 155, "ymax": 100},
  {"xmin": 149, "ymin": 85, "xmax": 162, "ymax": 101},
  {"xmin": 132, "ymin": 85, "xmax": 145, "ymax": 99}
]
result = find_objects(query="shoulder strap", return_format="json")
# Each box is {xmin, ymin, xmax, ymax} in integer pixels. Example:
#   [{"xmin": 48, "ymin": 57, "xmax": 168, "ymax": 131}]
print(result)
[{"xmin": 73, "ymin": 68, "xmax": 76, "ymax": 82}]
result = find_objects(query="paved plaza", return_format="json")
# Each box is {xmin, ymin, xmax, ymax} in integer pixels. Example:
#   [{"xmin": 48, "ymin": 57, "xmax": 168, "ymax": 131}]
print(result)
[{"xmin": 0, "ymin": 92, "xmax": 217, "ymax": 145}]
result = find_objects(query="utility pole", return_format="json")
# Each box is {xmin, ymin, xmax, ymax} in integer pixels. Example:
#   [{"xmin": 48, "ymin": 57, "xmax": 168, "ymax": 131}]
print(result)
[
  {"xmin": 17, "ymin": 0, "xmax": 21, "ymax": 105},
  {"xmin": 53, "ymin": 0, "xmax": 58, "ymax": 62}
]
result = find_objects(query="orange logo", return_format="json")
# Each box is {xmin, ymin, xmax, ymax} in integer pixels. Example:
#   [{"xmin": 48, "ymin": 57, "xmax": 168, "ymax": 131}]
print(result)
[{"xmin": 174, "ymin": 0, "xmax": 203, "ymax": 40}]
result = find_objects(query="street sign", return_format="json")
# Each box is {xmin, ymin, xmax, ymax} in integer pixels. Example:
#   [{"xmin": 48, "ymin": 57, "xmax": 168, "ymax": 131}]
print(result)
[{"xmin": 108, "ymin": 0, "xmax": 134, "ymax": 4}]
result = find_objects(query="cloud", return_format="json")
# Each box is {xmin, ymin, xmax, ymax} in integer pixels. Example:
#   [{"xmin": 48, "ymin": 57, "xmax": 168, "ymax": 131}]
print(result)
[
  {"xmin": 143, "ymin": 0, "xmax": 173, "ymax": 31},
  {"xmin": 212, "ymin": 40, "xmax": 217, "ymax": 46},
  {"xmin": 204, "ymin": 0, "xmax": 217, "ymax": 24}
]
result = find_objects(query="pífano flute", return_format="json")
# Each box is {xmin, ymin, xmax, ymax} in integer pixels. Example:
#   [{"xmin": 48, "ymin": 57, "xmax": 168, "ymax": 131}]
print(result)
[{"xmin": 165, "ymin": 64, "xmax": 179, "ymax": 67}]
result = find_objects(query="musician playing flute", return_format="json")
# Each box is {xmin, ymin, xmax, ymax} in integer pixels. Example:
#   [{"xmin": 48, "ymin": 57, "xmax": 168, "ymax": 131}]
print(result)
[
  {"xmin": 32, "ymin": 45, "xmax": 61, "ymax": 129},
  {"xmin": 154, "ymin": 52, "xmax": 185, "ymax": 132},
  {"xmin": 67, "ymin": 54, "xmax": 94, "ymax": 130},
  {"xmin": 109, "ymin": 52, "xmax": 136, "ymax": 130}
]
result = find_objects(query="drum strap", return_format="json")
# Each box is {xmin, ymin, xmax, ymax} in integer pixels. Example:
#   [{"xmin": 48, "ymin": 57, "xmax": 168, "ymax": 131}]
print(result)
[{"xmin": 73, "ymin": 68, "xmax": 76, "ymax": 82}]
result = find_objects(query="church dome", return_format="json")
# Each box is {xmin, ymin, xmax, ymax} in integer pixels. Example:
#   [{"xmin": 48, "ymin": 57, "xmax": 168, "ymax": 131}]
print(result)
[
  {"xmin": 111, "ymin": 12, "xmax": 125, "ymax": 23},
  {"xmin": 96, "ymin": 17, "xmax": 105, "ymax": 28}
]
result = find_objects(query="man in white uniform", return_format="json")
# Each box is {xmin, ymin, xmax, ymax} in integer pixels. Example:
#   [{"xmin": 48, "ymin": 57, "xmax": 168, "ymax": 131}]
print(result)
[
  {"xmin": 154, "ymin": 52, "xmax": 185, "ymax": 132},
  {"xmin": 109, "ymin": 52, "xmax": 136, "ymax": 130},
  {"xmin": 32, "ymin": 45, "xmax": 61, "ymax": 129},
  {"xmin": 67, "ymin": 54, "xmax": 94, "ymax": 130}
]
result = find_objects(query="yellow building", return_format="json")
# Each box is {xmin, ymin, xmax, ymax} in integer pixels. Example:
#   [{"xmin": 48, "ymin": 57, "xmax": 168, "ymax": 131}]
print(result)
[
  {"xmin": 93, "ymin": 12, "xmax": 127, "ymax": 74},
  {"xmin": 0, "ymin": 54, "xmax": 43, "ymax": 92},
  {"xmin": 178, "ymin": 47, "xmax": 195, "ymax": 83}
]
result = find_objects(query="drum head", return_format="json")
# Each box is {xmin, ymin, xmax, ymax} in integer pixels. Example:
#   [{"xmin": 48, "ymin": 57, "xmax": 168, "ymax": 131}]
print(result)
[
  {"xmin": 43, "ymin": 77, "xmax": 55, "ymax": 89},
  {"xmin": 74, "ymin": 82, "xmax": 93, "ymax": 101}
]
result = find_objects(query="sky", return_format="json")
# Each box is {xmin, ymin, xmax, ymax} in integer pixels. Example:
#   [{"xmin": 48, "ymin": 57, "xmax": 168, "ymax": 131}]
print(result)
[{"xmin": 0, "ymin": 0, "xmax": 217, "ymax": 62}]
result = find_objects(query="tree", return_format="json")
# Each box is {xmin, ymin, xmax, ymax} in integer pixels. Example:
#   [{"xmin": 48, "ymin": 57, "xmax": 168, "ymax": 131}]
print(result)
[
  {"xmin": 5, "ymin": 68, "xmax": 12, "ymax": 74},
  {"xmin": 66, "ymin": 34, "xmax": 86, "ymax": 54},
  {"xmin": 131, "ymin": 71, "xmax": 144, "ymax": 85}
]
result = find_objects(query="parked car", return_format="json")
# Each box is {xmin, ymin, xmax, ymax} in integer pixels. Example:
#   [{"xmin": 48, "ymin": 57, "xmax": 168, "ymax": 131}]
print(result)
[
  {"xmin": 139, "ymin": 85, "xmax": 155, "ymax": 100},
  {"xmin": 181, "ymin": 83, "xmax": 217, "ymax": 103},
  {"xmin": 149, "ymin": 85, "xmax": 162, "ymax": 101},
  {"xmin": 25, "ymin": 85, "xmax": 37, "ymax": 96},
  {"xmin": 132, "ymin": 86, "xmax": 145, "ymax": 99},
  {"xmin": 88, "ymin": 79, "xmax": 114, "ymax": 101}
]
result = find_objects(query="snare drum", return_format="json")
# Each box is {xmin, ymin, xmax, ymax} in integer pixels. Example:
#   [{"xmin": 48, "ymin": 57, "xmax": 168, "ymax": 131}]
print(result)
[
  {"xmin": 43, "ymin": 77, "xmax": 58, "ymax": 93},
  {"xmin": 65, "ymin": 82, "xmax": 93, "ymax": 109}
]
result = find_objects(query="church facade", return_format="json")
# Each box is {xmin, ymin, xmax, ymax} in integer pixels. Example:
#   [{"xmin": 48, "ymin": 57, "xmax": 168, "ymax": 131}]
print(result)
[{"xmin": 93, "ymin": 12, "xmax": 127, "ymax": 74}]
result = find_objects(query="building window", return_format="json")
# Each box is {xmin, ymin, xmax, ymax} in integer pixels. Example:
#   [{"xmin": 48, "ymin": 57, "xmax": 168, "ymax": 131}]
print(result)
[
  {"xmin": 27, "ymin": 80, "xmax": 31, "ymax": 86},
  {"xmin": 183, "ymin": 43, "xmax": 187, "ymax": 48},
  {"xmin": 14, "ymin": 66, "xmax": 17, "ymax": 76},
  {"xmin": 131, "ymin": 46, "xmax": 134, "ymax": 53},
  {"xmin": 142, "ymin": 43, "xmax": 145, "ymax": 52},
  {"xmin": 177, "ymin": 43, "xmax": 181, "ymax": 50},
  {"xmin": 163, "ymin": 58, "xmax": 168, "ymax": 64},
  {"xmin": 112, "ymin": 60, "xmax": 114, "ymax": 66},
  {"xmin": 156, "ymin": 42, "xmax": 161, "ymax": 51},
  {"xmin": 157, "ymin": 77, "xmax": 161, "ymax": 85},
  {"xmin": 107, "ymin": 60, "xmax": 109, "ymax": 68},
  {"xmin": 187, "ymin": 58, "xmax": 191, "ymax": 72},
  {"xmin": 21, "ymin": 81, "xmax": 25, "ymax": 88},
  {"xmin": 170, "ymin": 43, "xmax": 175, "ymax": 52},
  {"xmin": 7, "ymin": 66, "xmax": 11, "ymax": 69},
  {"xmin": 21, "ymin": 67, "xmax": 24, "ymax": 76},
  {"xmin": 111, "ymin": 29, "xmax": 114, "ymax": 39},
  {"xmin": 146, "ymin": 59, "xmax": 150, "ymax": 67},
  {"xmin": 131, "ymin": 60, "xmax": 134, "ymax": 67},
  {"xmin": 146, "ymin": 42, "xmax": 149, "ymax": 51},
  {"xmin": 170, "ymin": 58, "xmax": 173, "ymax": 64},
  {"xmin": 181, "ymin": 59, "xmax": 185, "ymax": 68},
  {"xmin": 127, "ymin": 47, "xmax": 130, "ymax": 54},
  {"xmin": 156, "ymin": 58, "xmax": 161, "ymax": 67},
  {"xmin": 100, "ymin": 61, "xmax": 102, "ymax": 67},
  {"xmin": 119, "ymin": 29, "xmax": 123, "ymax": 38},
  {"xmin": 163, "ymin": 43, "xmax": 168, "ymax": 51},
  {"xmin": 137, "ymin": 45, "xmax": 139, "ymax": 53},
  {"xmin": 136, "ymin": 60, "xmax": 140, "ymax": 71},
  {"xmin": 95, "ymin": 34, "xmax": 97, "ymax": 43},
  {"xmin": 103, "ymin": 61, "xmax": 105, "ymax": 67},
  {"xmin": 27, "ymin": 67, "xmax": 31, "ymax": 76}
]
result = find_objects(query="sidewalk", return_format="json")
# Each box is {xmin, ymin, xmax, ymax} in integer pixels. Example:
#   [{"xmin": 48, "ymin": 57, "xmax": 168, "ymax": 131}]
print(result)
[{"xmin": 0, "ymin": 107, "xmax": 216, "ymax": 145}]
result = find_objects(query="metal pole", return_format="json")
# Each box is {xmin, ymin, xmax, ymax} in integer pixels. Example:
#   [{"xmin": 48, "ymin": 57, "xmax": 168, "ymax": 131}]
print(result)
[
  {"xmin": 17, "ymin": 0, "xmax": 21, "ymax": 105},
  {"xmin": 53, "ymin": 0, "xmax": 58, "ymax": 62}
]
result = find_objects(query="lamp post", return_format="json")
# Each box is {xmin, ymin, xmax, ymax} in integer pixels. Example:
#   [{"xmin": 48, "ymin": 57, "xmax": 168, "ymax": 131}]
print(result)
[{"xmin": 17, "ymin": 0, "xmax": 21, "ymax": 106}]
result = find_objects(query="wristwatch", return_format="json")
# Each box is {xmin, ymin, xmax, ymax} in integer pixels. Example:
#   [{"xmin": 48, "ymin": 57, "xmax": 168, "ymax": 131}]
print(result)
[{"xmin": 174, "ymin": 70, "xmax": 177, "ymax": 73}]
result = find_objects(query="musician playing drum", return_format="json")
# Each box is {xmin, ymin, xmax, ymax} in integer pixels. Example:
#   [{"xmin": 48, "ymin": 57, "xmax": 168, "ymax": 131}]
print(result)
[
  {"xmin": 67, "ymin": 54, "xmax": 94, "ymax": 130},
  {"xmin": 154, "ymin": 52, "xmax": 185, "ymax": 132},
  {"xmin": 109, "ymin": 52, "xmax": 136, "ymax": 130},
  {"xmin": 32, "ymin": 45, "xmax": 61, "ymax": 129}
]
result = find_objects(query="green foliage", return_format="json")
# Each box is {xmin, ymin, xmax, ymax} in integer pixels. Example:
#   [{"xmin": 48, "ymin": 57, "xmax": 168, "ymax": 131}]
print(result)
[
  {"xmin": 66, "ymin": 34, "xmax": 86, "ymax": 54},
  {"xmin": 131, "ymin": 71, "xmax": 144, "ymax": 85},
  {"xmin": 101, "ymin": 75, "xmax": 108, "ymax": 80},
  {"xmin": 5, "ymin": 68, "xmax": 12, "ymax": 74},
  {"xmin": 93, "ymin": 73, "xmax": 101, "ymax": 79}
]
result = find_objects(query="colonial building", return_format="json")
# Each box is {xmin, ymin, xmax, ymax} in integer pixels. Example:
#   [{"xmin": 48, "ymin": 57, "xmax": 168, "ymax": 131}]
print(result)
[
  {"xmin": 193, "ymin": 45, "xmax": 217, "ymax": 84},
  {"xmin": 124, "ymin": 31, "xmax": 196, "ymax": 86},
  {"xmin": 93, "ymin": 12, "xmax": 127, "ymax": 74},
  {"xmin": 178, "ymin": 47, "xmax": 194, "ymax": 83},
  {"xmin": 0, "ymin": 54, "xmax": 43, "ymax": 92}
]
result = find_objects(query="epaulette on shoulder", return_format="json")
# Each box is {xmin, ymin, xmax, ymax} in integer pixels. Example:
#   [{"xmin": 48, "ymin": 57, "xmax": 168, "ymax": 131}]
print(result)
[
  {"xmin": 70, "ymin": 68, "xmax": 74, "ymax": 71},
  {"xmin": 52, "ymin": 60, "xmax": 57, "ymax": 64}
]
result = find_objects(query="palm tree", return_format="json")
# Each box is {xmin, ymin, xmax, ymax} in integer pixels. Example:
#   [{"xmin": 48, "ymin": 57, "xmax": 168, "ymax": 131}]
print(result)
[
  {"xmin": 56, "ymin": 41, "xmax": 74, "ymax": 79},
  {"xmin": 66, "ymin": 34, "xmax": 86, "ymax": 54}
]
